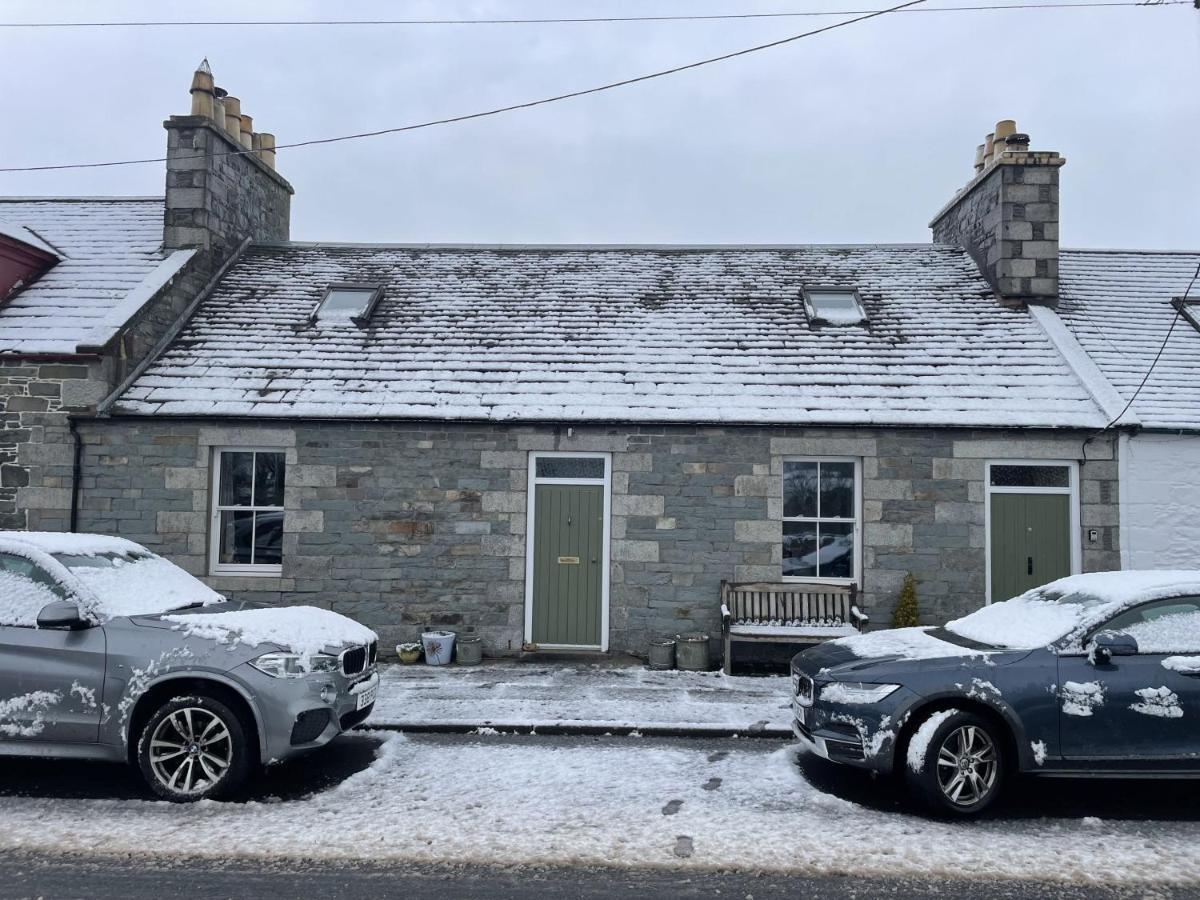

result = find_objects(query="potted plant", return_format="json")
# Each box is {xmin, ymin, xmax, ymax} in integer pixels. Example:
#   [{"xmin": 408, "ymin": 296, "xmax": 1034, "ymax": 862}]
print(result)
[{"xmin": 397, "ymin": 642, "xmax": 422, "ymax": 664}]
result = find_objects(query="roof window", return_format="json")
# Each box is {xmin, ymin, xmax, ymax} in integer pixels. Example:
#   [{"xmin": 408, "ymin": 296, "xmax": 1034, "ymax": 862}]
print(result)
[
  {"xmin": 312, "ymin": 284, "xmax": 384, "ymax": 325},
  {"xmin": 802, "ymin": 287, "xmax": 867, "ymax": 326},
  {"xmin": 1174, "ymin": 297, "xmax": 1200, "ymax": 336}
]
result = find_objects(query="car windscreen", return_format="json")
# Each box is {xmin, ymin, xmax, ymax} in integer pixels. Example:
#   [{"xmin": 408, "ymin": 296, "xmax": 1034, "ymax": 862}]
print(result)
[
  {"xmin": 52, "ymin": 551, "xmax": 224, "ymax": 618},
  {"xmin": 944, "ymin": 590, "xmax": 1108, "ymax": 649}
]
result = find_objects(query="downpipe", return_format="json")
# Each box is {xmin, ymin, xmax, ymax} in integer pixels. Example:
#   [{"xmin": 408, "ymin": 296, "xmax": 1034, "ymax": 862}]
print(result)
[{"xmin": 68, "ymin": 417, "xmax": 81, "ymax": 533}]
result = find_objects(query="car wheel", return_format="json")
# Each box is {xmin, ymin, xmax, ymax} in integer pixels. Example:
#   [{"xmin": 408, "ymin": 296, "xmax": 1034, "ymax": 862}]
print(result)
[
  {"xmin": 904, "ymin": 710, "xmax": 1005, "ymax": 817},
  {"xmin": 137, "ymin": 695, "xmax": 253, "ymax": 802}
]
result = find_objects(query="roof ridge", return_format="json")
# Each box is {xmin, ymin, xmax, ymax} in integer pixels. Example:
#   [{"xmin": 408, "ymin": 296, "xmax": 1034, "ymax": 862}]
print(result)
[
  {"xmin": 252, "ymin": 240, "xmax": 962, "ymax": 252},
  {"xmin": 0, "ymin": 196, "xmax": 164, "ymax": 203},
  {"xmin": 1061, "ymin": 247, "xmax": 1200, "ymax": 256}
]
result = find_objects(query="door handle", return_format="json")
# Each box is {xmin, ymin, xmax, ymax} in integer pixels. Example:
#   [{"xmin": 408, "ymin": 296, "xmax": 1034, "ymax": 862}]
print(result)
[{"xmin": 1027, "ymin": 556, "xmax": 1033, "ymax": 576}]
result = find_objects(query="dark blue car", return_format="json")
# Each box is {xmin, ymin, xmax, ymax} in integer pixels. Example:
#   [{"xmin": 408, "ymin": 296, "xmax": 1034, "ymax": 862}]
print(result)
[{"xmin": 791, "ymin": 571, "xmax": 1200, "ymax": 816}]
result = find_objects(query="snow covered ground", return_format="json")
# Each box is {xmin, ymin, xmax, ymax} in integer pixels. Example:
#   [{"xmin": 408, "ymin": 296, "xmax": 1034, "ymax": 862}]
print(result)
[
  {"xmin": 2, "ymin": 733, "xmax": 1199, "ymax": 885},
  {"xmin": 372, "ymin": 663, "xmax": 792, "ymax": 734}
]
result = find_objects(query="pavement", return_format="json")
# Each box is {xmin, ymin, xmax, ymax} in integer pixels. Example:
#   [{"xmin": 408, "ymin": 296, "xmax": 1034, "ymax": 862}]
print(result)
[
  {"xmin": 2, "ymin": 852, "xmax": 1194, "ymax": 900},
  {"xmin": 370, "ymin": 660, "xmax": 793, "ymax": 737}
]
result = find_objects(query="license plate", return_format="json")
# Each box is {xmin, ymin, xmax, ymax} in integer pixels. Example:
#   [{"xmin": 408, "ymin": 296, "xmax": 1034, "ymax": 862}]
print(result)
[
  {"xmin": 355, "ymin": 684, "xmax": 377, "ymax": 710},
  {"xmin": 793, "ymin": 701, "xmax": 808, "ymax": 726}
]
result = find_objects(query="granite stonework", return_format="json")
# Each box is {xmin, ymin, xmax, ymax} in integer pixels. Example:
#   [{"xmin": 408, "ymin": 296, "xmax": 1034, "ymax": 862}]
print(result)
[
  {"xmin": 0, "ymin": 116, "xmax": 294, "ymax": 532},
  {"xmin": 931, "ymin": 152, "xmax": 1064, "ymax": 304},
  {"xmin": 73, "ymin": 418, "xmax": 1121, "ymax": 659}
]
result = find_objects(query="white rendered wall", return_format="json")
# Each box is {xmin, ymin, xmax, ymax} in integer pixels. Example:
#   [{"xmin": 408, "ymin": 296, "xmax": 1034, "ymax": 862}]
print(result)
[{"xmin": 1120, "ymin": 433, "xmax": 1200, "ymax": 569}]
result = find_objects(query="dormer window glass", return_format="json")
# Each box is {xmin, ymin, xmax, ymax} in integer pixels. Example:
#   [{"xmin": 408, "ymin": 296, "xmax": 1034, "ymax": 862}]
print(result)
[
  {"xmin": 802, "ymin": 287, "xmax": 867, "ymax": 326},
  {"xmin": 313, "ymin": 284, "xmax": 384, "ymax": 325}
]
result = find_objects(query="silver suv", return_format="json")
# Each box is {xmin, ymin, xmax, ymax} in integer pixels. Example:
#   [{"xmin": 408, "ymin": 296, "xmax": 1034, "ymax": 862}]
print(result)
[{"xmin": 0, "ymin": 531, "xmax": 378, "ymax": 801}]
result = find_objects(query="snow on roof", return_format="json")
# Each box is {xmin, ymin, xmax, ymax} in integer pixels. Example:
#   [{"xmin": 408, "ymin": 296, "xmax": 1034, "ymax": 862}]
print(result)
[
  {"xmin": 1057, "ymin": 249, "xmax": 1200, "ymax": 431},
  {"xmin": 111, "ymin": 243, "xmax": 1108, "ymax": 428},
  {"xmin": 0, "ymin": 216, "xmax": 60, "ymax": 258},
  {"xmin": 0, "ymin": 198, "xmax": 171, "ymax": 355}
]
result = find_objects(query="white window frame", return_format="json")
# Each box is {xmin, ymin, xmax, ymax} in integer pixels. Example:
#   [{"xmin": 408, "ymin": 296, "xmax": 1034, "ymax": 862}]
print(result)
[
  {"xmin": 209, "ymin": 447, "xmax": 287, "ymax": 577},
  {"xmin": 984, "ymin": 459, "xmax": 1081, "ymax": 605},
  {"xmin": 780, "ymin": 456, "xmax": 862, "ymax": 586},
  {"xmin": 523, "ymin": 451, "xmax": 612, "ymax": 652}
]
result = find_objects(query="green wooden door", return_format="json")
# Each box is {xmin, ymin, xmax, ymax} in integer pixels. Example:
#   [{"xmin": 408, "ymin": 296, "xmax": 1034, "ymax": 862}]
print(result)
[
  {"xmin": 990, "ymin": 493, "xmax": 1072, "ymax": 603},
  {"xmin": 531, "ymin": 484, "xmax": 605, "ymax": 646}
]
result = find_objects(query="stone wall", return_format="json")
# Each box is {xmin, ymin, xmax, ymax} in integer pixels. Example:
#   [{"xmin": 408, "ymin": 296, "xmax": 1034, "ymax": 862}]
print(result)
[
  {"xmin": 931, "ymin": 153, "xmax": 1064, "ymax": 303},
  {"xmin": 74, "ymin": 418, "xmax": 1121, "ymax": 659},
  {"xmin": 163, "ymin": 117, "xmax": 292, "ymax": 259},
  {"xmin": 3, "ymin": 115, "xmax": 294, "ymax": 533}
]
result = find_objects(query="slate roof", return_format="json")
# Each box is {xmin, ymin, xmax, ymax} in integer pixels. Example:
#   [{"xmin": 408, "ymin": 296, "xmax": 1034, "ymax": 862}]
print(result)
[
  {"xmin": 0, "ymin": 198, "xmax": 177, "ymax": 355},
  {"xmin": 112, "ymin": 242, "xmax": 1108, "ymax": 428},
  {"xmin": 1058, "ymin": 250, "xmax": 1200, "ymax": 431}
]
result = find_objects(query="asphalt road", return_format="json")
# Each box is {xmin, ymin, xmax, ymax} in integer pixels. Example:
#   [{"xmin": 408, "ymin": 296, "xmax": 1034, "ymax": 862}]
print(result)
[{"xmin": 0, "ymin": 853, "xmax": 1193, "ymax": 900}]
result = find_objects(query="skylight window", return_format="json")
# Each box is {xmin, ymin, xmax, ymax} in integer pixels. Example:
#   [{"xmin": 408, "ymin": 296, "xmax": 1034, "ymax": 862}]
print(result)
[
  {"xmin": 1174, "ymin": 297, "xmax": 1200, "ymax": 335},
  {"xmin": 312, "ymin": 284, "xmax": 384, "ymax": 325},
  {"xmin": 802, "ymin": 287, "xmax": 867, "ymax": 326}
]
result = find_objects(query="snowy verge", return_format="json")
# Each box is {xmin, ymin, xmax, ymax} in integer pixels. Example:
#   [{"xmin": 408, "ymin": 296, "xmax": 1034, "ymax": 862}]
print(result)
[{"xmin": 0, "ymin": 733, "xmax": 1199, "ymax": 884}]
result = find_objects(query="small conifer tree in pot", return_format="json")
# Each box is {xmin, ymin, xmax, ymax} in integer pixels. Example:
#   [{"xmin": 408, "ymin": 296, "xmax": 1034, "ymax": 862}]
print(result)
[{"xmin": 891, "ymin": 572, "xmax": 920, "ymax": 628}]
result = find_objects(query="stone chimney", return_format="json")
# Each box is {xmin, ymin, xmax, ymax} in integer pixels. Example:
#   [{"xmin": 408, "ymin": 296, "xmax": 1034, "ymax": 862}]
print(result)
[
  {"xmin": 164, "ymin": 59, "xmax": 293, "ymax": 259},
  {"xmin": 930, "ymin": 120, "xmax": 1063, "ymax": 306}
]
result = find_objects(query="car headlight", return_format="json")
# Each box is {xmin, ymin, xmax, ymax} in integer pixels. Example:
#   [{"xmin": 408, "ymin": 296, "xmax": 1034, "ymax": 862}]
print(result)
[
  {"xmin": 820, "ymin": 682, "xmax": 901, "ymax": 704},
  {"xmin": 250, "ymin": 651, "xmax": 339, "ymax": 678}
]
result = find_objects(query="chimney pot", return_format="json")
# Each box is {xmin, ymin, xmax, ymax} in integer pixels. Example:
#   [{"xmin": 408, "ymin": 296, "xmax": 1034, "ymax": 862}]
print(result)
[
  {"xmin": 238, "ymin": 114, "xmax": 254, "ymax": 150},
  {"xmin": 222, "ymin": 95, "xmax": 243, "ymax": 142},
  {"xmin": 258, "ymin": 133, "xmax": 277, "ymax": 170},
  {"xmin": 189, "ymin": 60, "xmax": 215, "ymax": 120},
  {"xmin": 994, "ymin": 119, "xmax": 1017, "ymax": 140},
  {"xmin": 1005, "ymin": 132, "xmax": 1031, "ymax": 152},
  {"xmin": 973, "ymin": 143, "xmax": 986, "ymax": 175}
]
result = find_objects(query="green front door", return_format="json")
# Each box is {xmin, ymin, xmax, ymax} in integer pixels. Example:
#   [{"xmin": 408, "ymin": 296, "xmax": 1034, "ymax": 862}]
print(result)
[
  {"xmin": 989, "ymin": 493, "xmax": 1072, "ymax": 603},
  {"xmin": 531, "ymin": 483, "xmax": 604, "ymax": 646}
]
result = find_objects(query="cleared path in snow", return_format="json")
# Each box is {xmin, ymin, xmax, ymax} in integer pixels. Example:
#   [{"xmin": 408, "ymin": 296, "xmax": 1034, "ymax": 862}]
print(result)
[
  {"xmin": 371, "ymin": 663, "xmax": 792, "ymax": 735},
  {"xmin": 0, "ymin": 733, "xmax": 1199, "ymax": 885}
]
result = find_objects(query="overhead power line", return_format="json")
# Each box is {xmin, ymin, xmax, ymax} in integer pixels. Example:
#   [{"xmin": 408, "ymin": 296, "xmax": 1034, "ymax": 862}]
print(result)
[
  {"xmin": 1102, "ymin": 261, "xmax": 1200, "ymax": 430},
  {"xmin": 0, "ymin": 0, "xmax": 1188, "ymax": 27},
  {"xmin": 0, "ymin": 0, "xmax": 930, "ymax": 175}
]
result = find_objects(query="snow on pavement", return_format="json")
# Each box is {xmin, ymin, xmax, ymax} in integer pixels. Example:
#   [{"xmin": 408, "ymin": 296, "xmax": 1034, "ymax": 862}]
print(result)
[
  {"xmin": 2, "ymin": 734, "xmax": 1199, "ymax": 885},
  {"xmin": 372, "ymin": 663, "xmax": 792, "ymax": 733}
]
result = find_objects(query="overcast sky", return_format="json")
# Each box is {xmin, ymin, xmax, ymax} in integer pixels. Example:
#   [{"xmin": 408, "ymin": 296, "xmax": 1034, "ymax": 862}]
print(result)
[{"xmin": 1, "ymin": 0, "xmax": 1196, "ymax": 248}]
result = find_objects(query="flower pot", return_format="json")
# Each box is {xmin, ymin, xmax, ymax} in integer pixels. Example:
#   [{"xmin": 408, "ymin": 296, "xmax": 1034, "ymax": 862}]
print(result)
[
  {"xmin": 648, "ymin": 638, "xmax": 676, "ymax": 670},
  {"xmin": 397, "ymin": 642, "xmax": 422, "ymax": 664},
  {"xmin": 674, "ymin": 632, "xmax": 711, "ymax": 672},
  {"xmin": 456, "ymin": 635, "xmax": 483, "ymax": 666},
  {"xmin": 421, "ymin": 630, "xmax": 456, "ymax": 666}
]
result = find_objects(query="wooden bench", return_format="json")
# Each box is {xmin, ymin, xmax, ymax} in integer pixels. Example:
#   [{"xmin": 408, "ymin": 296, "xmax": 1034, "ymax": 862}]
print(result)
[{"xmin": 720, "ymin": 581, "xmax": 867, "ymax": 674}]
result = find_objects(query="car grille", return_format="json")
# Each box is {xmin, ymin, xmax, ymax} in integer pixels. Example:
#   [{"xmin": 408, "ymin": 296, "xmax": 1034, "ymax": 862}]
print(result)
[
  {"xmin": 368, "ymin": 640, "xmax": 378, "ymax": 666},
  {"xmin": 341, "ymin": 645, "xmax": 367, "ymax": 675},
  {"xmin": 793, "ymin": 672, "xmax": 814, "ymax": 707}
]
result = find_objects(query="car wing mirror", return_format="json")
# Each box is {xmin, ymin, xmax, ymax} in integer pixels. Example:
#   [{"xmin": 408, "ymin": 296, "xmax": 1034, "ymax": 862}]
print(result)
[
  {"xmin": 1089, "ymin": 630, "xmax": 1138, "ymax": 666},
  {"xmin": 36, "ymin": 600, "xmax": 91, "ymax": 630}
]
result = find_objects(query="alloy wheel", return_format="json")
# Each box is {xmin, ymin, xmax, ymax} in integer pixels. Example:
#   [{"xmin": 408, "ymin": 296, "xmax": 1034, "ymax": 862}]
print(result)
[
  {"xmin": 935, "ymin": 724, "xmax": 998, "ymax": 807},
  {"xmin": 148, "ymin": 706, "xmax": 234, "ymax": 796}
]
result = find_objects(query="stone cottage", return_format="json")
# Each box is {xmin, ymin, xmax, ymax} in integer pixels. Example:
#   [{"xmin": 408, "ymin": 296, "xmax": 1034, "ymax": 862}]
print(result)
[{"xmin": 3, "ymin": 66, "xmax": 1194, "ymax": 660}]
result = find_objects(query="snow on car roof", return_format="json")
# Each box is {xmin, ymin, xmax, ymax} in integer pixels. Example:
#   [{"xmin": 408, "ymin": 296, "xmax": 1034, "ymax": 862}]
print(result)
[
  {"xmin": 1036, "ymin": 570, "xmax": 1200, "ymax": 603},
  {"xmin": 0, "ymin": 531, "xmax": 147, "ymax": 557},
  {"xmin": 0, "ymin": 531, "xmax": 223, "ymax": 620},
  {"xmin": 947, "ymin": 570, "xmax": 1200, "ymax": 649}
]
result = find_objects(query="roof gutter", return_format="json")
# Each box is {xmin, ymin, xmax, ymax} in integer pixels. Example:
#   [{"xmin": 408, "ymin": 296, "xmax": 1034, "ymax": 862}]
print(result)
[{"xmin": 95, "ymin": 237, "xmax": 251, "ymax": 417}]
